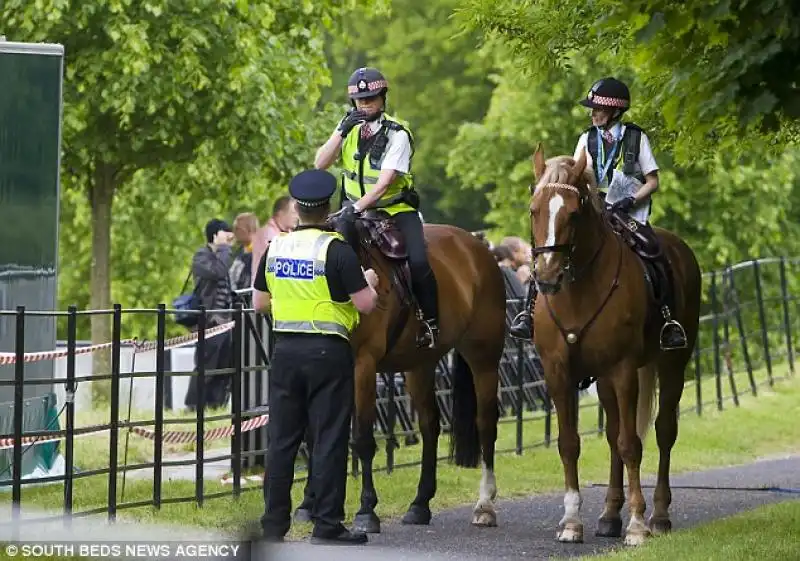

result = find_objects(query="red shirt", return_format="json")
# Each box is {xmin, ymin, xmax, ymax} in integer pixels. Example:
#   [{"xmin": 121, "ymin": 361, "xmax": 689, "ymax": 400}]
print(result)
[{"xmin": 250, "ymin": 218, "xmax": 291, "ymax": 286}]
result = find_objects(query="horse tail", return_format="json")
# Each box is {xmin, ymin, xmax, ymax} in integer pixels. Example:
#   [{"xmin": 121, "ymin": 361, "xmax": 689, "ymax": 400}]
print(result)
[
  {"xmin": 636, "ymin": 364, "xmax": 658, "ymax": 442},
  {"xmin": 449, "ymin": 351, "xmax": 481, "ymax": 468}
]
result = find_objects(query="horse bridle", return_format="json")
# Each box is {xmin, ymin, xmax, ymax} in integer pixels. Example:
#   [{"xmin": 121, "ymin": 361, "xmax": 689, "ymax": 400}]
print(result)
[
  {"xmin": 530, "ymin": 182, "xmax": 604, "ymax": 287},
  {"xmin": 529, "ymin": 181, "xmax": 623, "ymax": 365}
]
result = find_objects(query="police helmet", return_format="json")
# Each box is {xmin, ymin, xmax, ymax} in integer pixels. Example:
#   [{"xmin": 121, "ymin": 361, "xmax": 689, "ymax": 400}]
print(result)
[
  {"xmin": 579, "ymin": 77, "xmax": 631, "ymax": 111},
  {"xmin": 347, "ymin": 67, "xmax": 389, "ymax": 100}
]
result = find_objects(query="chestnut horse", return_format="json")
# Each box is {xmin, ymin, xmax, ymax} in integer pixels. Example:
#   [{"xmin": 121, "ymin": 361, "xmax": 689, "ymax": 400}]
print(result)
[
  {"xmin": 295, "ymin": 213, "xmax": 506, "ymax": 533},
  {"xmin": 527, "ymin": 147, "xmax": 701, "ymax": 546}
]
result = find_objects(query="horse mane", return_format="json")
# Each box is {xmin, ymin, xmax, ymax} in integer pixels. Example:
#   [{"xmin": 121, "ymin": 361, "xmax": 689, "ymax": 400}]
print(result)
[{"xmin": 536, "ymin": 155, "xmax": 604, "ymax": 216}]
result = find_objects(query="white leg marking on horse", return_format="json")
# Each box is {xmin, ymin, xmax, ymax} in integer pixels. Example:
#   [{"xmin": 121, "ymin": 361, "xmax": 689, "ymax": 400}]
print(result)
[
  {"xmin": 544, "ymin": 194, "xmax": 564, "ymax": 265},
  {"xmin": 624, "ymin": 512, "xmax": 651, "ymax": 546},
  {"xmin": 479, "ymin": 462, "xmax": 497, "ymax": 502},
  {"xmin": 557, "ymin": 488, "xmax": 584, "ymax": 543},
  {"xmin": 472, "ymin": 462, "xmax": 498, "ymax": 527}
]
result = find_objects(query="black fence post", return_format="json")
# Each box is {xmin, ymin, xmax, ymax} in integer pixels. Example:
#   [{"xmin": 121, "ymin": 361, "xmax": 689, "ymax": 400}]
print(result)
[
  {"xmin": 11, "ymin": 306, "xmax": 25, "ymax": 535},
  {"xmin": 108, "ymin": 304, "xmax": 122, "ymax": 521},
  {"xmin": 710, "ymin": 272, "xmax": 723, "ymax": 410},
  {"xmin": 779, "ymin": 257, "xmax": 795, "ymax": 375},
  {"xmin": 153, "ymin": 304, "xmax": 166, "ymax": 510},
  {"xmin": 544, "ymin": 391, "xmax": 552, "ymax": 448},
  {"xmin": 693, "ymin": 328, "xmax": 702, "ymax": 416},
  {"xmin": 195, "ymin": 307, "xmax": 206, "ymax": 507},
  {"xmin": 64, "ymin": 306, "xmax": 77, "ymax": 522},
  {"xmin": 752, "ymin": 260, "xmax": 773, "ymax": 386},
  {"xmin": 386, "ymin": 373, "xmax": 397, "ymax": 474},
  {"xmin": 515, "ymin": 340, "xmax": 524, "ymax": 455},
  {"xmin": 727, "ymin": 267, "xmax": 756, "ymax": 394},
  {"xmin": 232, "ymin": 302, "xmax": 243, "ymax": 498},
  {"xmin": 721, "ymin": 270, "xmax": 739, "ymax": 407}
]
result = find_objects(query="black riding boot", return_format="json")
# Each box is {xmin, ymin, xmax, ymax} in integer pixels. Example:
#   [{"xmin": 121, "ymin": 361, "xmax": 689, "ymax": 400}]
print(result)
[
  {"xmin": 657, "ymin": 262, "xmax": 687, "ymax": 350},
  {"xmin": 414, "ymin": 269, "xmax": 440, "ymax": 349},
  {"xmin": 392, "ymin": 211, "xmax": 439, "ymax": 348},
  {"xmin": 659, "ymin": 303, "xmax": 687, "ymax": 350},
  {"xmin": 509, "ymin": 282, "xmax": 536, "ymax": 340}
]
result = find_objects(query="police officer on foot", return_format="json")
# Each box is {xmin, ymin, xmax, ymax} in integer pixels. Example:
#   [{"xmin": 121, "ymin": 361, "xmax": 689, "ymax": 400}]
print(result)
[
  {"xmin": 508, "ymin": 77, "xmax": 687, "ymax": 350},
  {"xmin": 314, "ymin": 66, "xmax": 440, "ymax": 349},
  {"xmin": 253, "ymin": 168, "xmax": 380, "ymax": 545}
]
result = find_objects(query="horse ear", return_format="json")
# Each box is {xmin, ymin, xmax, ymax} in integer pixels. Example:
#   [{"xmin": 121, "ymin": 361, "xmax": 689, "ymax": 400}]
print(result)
[
  {"xmin": 571, "ymin": 147, "xmax": 588, "ymax": 184},
  {"xmin": 532, "ymin": 143, "xmax": 546, "ymax": 182}
]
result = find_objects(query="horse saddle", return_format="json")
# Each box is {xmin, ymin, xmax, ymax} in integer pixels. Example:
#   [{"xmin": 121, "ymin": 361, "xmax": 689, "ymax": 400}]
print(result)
[
  {"xmin": 355, "ymin": 210, "xmax": 408, "ymax": 261},
  {"xmin": 606, "ymin": 209, "xmax": 673, "ymax": 309}
]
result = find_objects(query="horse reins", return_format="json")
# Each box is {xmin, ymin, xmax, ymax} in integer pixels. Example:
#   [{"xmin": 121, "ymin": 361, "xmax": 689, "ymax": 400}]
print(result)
[{"xmin": 531, "ymin": 182, "xmax": 625, "ymax": 382}]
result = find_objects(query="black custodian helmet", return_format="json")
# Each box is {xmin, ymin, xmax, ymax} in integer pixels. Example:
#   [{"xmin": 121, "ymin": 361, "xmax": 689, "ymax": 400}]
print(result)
[
  {"xmin": 347, "ymin": 67, "xmax": 389, "ymax": 99},
  {"xmin": 579, "ymin": 77, "xmax": 631, "ymax": 111}
]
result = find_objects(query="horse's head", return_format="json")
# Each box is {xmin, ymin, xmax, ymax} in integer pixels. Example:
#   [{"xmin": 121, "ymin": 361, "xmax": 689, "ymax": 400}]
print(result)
[{"xmin": 528, "ymin": 144, "xmax": 601, "ymax": 294}]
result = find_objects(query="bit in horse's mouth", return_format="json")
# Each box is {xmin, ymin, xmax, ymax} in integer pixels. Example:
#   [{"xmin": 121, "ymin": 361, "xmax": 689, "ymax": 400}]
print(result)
[{"xmin": 537, "ymin": 281, "xmax": 562, "ymax": 295}]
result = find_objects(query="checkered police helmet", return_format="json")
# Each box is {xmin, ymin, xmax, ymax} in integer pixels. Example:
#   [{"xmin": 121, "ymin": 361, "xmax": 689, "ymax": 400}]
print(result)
[
  {"xmin": 579, "ymin": 77, "xmax": 631, "ymax": 111},
  {"xmin": 347, "ymin": 67, "xmax": 389, "ymax": 99}
]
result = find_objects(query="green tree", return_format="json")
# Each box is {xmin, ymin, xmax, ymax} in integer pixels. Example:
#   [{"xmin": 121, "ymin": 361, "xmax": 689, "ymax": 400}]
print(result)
[
  {"xmin": 455, "ymin": 0, "xmax": 800, "ymax": 163},
  {"xmin": 2, "ymin": 0, "xmax": 386, "ymax": 400},
  {"xmin": 323, "ymin": 0, "xmax": 497, "ymax": 229},
  {"xmin": 447, "ymin": 48, "xmax": 800, "ymax": 274}
]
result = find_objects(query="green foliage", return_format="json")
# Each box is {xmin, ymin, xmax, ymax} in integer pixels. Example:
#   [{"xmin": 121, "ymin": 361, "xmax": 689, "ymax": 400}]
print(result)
[
  {"xmin": 446, "ymin": 48, "xmax": 800, "ymax": 274},
  {"xmin": 0, "ymin": 0, "xmax": 385, "ymax": 342},
  {"xmin": 323, "ymin": 0, "xmax": 497, "ymax": 228},
  {"xmin": 455, "ymin": 0, "xmax": 800, "ymax": 164}
]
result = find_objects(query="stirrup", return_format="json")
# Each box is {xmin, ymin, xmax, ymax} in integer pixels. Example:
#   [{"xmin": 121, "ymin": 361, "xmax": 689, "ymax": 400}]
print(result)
[
  {"xmin": 659, "ymin": 305, "xmax": 687, "ymax": 350},
  {"xmin": 508, "ymin": 311, "xmax": 533, "ymax": 340},
  {"xmin": 417, "ymin": 318, "xmax": 439, "ymax": 349},
  {"xmin": 659, "ymin": 320, "xmax": 687, "ymax": 350}
]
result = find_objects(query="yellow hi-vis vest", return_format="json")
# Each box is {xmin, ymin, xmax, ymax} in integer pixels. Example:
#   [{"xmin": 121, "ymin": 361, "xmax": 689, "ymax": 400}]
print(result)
[
  {"xmin": 265, "ymin": 228, "xmax": 360, "ymax": 340},
  {"xmin": 340, "ymin": 112, "xmax": 416, "ymax": 216}
]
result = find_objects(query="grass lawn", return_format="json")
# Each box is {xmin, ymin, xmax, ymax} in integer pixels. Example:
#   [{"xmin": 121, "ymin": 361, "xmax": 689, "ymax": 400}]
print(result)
[
  {"xmin": 1, "ymin": 364, "xmax": 797, "ymax": 544},
  {"xmin": 580, "ymin": 499, "xmax": 800, "ymax": 561}
]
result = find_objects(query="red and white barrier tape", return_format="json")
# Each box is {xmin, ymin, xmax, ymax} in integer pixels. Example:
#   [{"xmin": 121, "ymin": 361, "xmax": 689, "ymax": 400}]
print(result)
[
  {"xmin": 0, "ymin": 321, "xmax": 235, "ymax": 365},
  {"xmin": 129, "ymin": 414, "xmax": 269, "ymax": 444},
  {"xmin": 0, "ymin": 413, "xmax": 269, "ymax": 450}
]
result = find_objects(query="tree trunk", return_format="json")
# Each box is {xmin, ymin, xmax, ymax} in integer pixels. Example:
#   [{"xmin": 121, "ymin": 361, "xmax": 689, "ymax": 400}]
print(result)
[{"xmin": 90, "ymin": 162, "xmax": 116, "ymax": 405}]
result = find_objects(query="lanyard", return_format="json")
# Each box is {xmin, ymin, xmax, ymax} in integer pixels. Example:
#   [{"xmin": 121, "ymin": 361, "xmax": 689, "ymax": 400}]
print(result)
[{"xmin": 595, "ymin": 127, "xmax": 620, "ymax": 185}]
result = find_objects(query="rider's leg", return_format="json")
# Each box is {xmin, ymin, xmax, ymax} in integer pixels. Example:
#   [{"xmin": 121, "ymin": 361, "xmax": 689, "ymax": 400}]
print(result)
[
  {"xmin": 392, "ymin": 210, "xmax": 439, "ymax": 348},
  {"xmin": 634, "ymin": 219, "xmax": 687, "ymax": 351},
  {"xmin": 509, "ymin": 280, "xmax": 536, "ymax": 340}
]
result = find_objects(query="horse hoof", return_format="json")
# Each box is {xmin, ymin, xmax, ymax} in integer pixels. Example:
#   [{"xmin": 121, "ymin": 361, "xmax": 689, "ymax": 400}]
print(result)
[
  {"xmin": 353, "ymin": 512, "xmax": 381, "ymax": 534},
  {"xmin": 556, "ymin": 523, "xmax": 584, "ymax": 543},
  {"xmin": 595, "ymin": 517, "xmax": 623, "ymax": 538},
  {"xmin": 648, "ymin": 517, "xmax": 672, "ymax": 536},
  {"xmin": 401, "ymin": 505, "xmax": 432, "ymax": 526},
  {"xmin": 293, "ymin": 508, "xmax": 312, "ymax": 524},
  {"xmin": 624, "ymin": 531, "xmax": 649, "ymax": 547},
  {"xmin": 471, "ymin": 510, "xmax": 497, "ymax": 527}
]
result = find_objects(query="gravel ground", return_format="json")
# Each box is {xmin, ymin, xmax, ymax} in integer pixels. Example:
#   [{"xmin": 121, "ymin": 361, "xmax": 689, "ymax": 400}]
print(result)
[{"xmin": 256, "ymin": 454, "xmax": 800, "ymax": 561}]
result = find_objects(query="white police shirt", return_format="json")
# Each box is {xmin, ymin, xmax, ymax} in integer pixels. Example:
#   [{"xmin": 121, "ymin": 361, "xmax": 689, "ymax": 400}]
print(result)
[
  {"xmin": 573, "ymin": 122, "xmax": 659, "ymax": 224},
  {"xmin": 337, "ymin": 114, "xmax": 412, "ymax": 174}
]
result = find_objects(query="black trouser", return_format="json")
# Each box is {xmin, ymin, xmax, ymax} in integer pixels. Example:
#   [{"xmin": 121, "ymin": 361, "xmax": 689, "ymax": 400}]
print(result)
[
  {"xmin": 391, "ymin": 210, "xmax": 439, "ymax": 322},
  {"xmin": 260, "ymin": 334, "xmax": 355, "ymax": 538},
  {"xmin": 185, "ymin": 330, "xmax": 232, "ymax": 410}
]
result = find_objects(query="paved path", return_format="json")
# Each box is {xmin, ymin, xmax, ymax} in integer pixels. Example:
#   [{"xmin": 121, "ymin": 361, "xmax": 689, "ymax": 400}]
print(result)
[{"xmin": 257, "ymin": 454, "xmax": 800, "ymax": 561}]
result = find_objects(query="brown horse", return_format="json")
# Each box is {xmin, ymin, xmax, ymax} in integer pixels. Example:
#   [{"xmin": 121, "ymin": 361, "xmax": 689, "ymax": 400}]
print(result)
[
  {"xmin": 526, "ymin": 147, "xmax": 701, "ymax": 546},
  {"xmin": 295, "ymin": 213, "xmax": 507, "ymax": 533}
]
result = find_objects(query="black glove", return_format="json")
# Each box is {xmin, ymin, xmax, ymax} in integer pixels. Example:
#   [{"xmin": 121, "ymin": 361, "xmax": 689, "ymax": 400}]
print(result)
[
  {"xmin": 337, "ymin": 109, "xmax": 367, "ymax": 138},
  {"xmin": 611, "ymin": 196, "xmax": 636, "ymax": 213},
  {"xmin": 339, "ymin": 204, "xmax": 360, "ymax": 224}
]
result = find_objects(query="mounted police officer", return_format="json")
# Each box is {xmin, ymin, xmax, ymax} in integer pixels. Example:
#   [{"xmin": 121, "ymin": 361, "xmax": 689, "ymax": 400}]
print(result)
[
  {"xmin": 253, "ymin": 169, "xmax": 380, "ymax": 545},
  {"xmin": 509, "ymin": 77, "xmax": 687, "ymax": 351},
  {"xmin": 314, "ymin": 66, "xmax": 440, "ymax": 349}
]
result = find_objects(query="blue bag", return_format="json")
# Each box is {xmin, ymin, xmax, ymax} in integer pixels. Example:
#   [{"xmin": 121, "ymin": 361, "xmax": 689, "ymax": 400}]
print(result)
[{"xmin": 172, "ymin": 269, "xmax": 200, "ymax": 328}]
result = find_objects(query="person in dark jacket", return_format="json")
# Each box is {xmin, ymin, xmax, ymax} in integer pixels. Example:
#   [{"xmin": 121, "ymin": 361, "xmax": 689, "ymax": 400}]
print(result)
[{"xmin": 184, "ymin": 218, "xmax": 235, "ymax": 411}]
